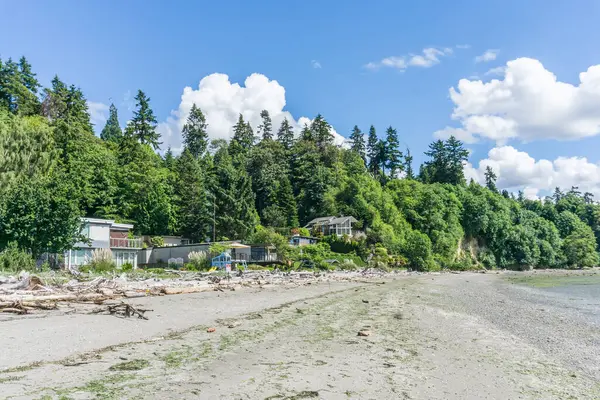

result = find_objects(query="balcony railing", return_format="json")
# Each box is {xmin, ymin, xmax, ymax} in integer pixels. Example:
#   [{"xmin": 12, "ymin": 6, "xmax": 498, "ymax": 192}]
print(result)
[{"xmin": 110, "ymin": 237, "xmax": 143, "ymax": 249}]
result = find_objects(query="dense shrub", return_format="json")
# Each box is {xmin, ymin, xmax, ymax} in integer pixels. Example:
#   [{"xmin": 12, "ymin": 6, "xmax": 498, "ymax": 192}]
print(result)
[{"xmin": 0, "ymin": 242, "xmax": 35, "ymax": 272}]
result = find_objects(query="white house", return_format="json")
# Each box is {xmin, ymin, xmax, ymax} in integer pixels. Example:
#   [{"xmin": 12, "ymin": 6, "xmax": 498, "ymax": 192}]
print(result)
[
  {"xmin": 304, "ymin": 216, "xmax": 359, "ymax": 237},
  {"xmin": 66, "ymin": 218, "xmax": 143, "ymax": 269}
]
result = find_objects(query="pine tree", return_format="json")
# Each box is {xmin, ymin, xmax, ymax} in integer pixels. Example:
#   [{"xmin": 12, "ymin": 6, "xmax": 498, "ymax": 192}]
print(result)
[
  {"xmin": 404, "ymin": 148, "xmax": 414, "ymax": 179},
  {"xmin": 124, "ymin": 90, "xmax": 161, "ymax": 150},
  {"xmin": 553, "ymin": 187, "xmax": 563, "ymax": 203},
  {"xmin": 366, "ymin": 125, "xmax": 380, "ymax": 176},
  {"xmin": 100, "ymin": 103, "xmax": 123, "ymax": 143},
  {"xmin": 349, "ymin": 125, "xmax": 366, "ymax": 164},
  {"xmin": 421, "ymin": 139, "xmax": 447, "ymax": 183},
  {"xmin": 164, "ymin": 147, "xmax": 175, "ymax": 170},
  {"xmin": 385, "ymin": 126, "xmax": 403, "ymax": 178},
  {"xmin": 174, "ymin": 149, "xmax": 210, "ymax": 242},
  {"xmin": 311, "ymin": 114, "xmax": 333, "ymax": 148},
  {"xmin": 445, "ymin": 136, "xmax": 469, "ymax": 185},
  {"xmin": 421, "ymin": 137, "xmax": 468, "ymax": 185},
  {"xmin": 257, "ymin": 109, "xmax": 273, "ymax": 141},
  {"xmin": 182, "ymin": 103, "xmax": 209, "ymax": 158},
  {"xmin": 231, "ymin": 114, "xmax": 254, "ymax": 151},
  {"xmin": 277, "ymin": 118, "xmax": 295, "ymax": 150},
  {"xmin": 300, "ymin": 123, "xmax": 313, "ymax": 141},
  {"xmin": 18, "ymin": 57, "xmax": 39, "ymax": 93},
  {"xmin": 484, "ymin": 166, "xmax": 498, "ymax": 192},
  {"xmin": 211, "ymin": 143, "xmax": 258, "ymax": 239},
  {"xmin": 278, "ymin": 176, "xmax": 299, "ymax": 227},
  {"xmin": 41, "ymin": 75, "xmax": 69, "ymax": 121},
  {"xmin": 0, "ymin": 57, "xmax": 40, "ymax": 116}
]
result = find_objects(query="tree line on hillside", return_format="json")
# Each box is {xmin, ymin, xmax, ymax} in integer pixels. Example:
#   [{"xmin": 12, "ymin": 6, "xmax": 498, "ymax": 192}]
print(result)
[{"xmin": 0, "ymin": 56, "xmax": 598, "ymax": 270}]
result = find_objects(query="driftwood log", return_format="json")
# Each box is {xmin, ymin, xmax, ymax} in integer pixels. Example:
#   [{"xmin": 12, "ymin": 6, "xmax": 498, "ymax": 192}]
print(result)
[{"xmin": 91, "ymin": 302, "xmax": 152, "ymax": 320}]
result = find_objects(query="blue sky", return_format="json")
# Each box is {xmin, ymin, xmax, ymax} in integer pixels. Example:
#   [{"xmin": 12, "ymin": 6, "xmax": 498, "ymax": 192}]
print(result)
[{"xmin": 3, "ymin": 0, "xmax": 600, "ymax": 196}]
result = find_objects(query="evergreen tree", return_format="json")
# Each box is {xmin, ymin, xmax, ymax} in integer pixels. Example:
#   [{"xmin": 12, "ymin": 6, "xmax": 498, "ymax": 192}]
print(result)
[
  {"xmin": 18, "ymin": 57, "xmax": 39, "ymax": 93},
  {"xmin": 349, "ymin": 125, "xmax": 366, "ymax": 164},
  {"xmin": 277, "ymin": 118, "xmax": 295, "ymax": 150},
  {"xmin": 100, "ymin": 103, "xmax": 122, "ymax": 143},
  {"xmin": 174, "ymin": 149, "xmax": 210, "ymax": 242},
  {"xmin": 164, "ymin": 147, "xmax": 175, "ymax": 170},
  {"xmin": 278, "ymin": 176, "xmax": 299, "ymax": 227},
  {"xmin": 257, "ymin": 109, "xmax": 273, "ymax": 141},
  {"xmin": 445, "ymin": 136, "xmax": 469, "ymax": 185},
  {"xmin": 404, "ymin": 148, "xmax": 414, "ymax": 179},
  {"xmin": 385, "ymin": 126, "xmax": 403, "ymax": 178},
  {"xmin": 311, "ymin": 114, "xmax": 333, "ymax": 148},
  {"xmin": 484, "ymin": 166, "xmax": 498, "ymax": 192},
  {"xmin": 211, "ymin": 142, "xmax": 258, "ymax": 239},
  {"xmin": 0, "ymin": 57, "xmax": 40, "ymax": 116},
  {"xmin": 367, "ymin": 125, "xmax": 380, "ymax": 176},
  {"xmin": 41, "ymin": 75, "xmax": 69, "ymax": 121},
  {"xmin": 421, "ymin": 136, "xmax": 468, "ymax": 185},
  {"xmin": 553, "ymin": 187, "xmax": 564, "ymax": 203},
  {"xmin": 231, "ymin": 114, "xmax": 254, "ymax": 151},
  {"xmin": 300, "ymin": 123, "xmax": 313, "ymax": 141},
  {"xmin": 182, "ymin": 103, "xmax": 208, "ymax": 158},
  {"xmin": 124, "ymin": 90, "xmax": 161, "ymax": 150}
]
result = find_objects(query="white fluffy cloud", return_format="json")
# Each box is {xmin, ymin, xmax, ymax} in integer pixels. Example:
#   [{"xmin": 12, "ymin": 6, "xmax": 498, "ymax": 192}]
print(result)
[
  {"xmin": 311, "ymin": 60, "xmax": 322, "ymax": 69},
  {"xmin": 435, "ymin": 57, "xmax": 600, "ymax": 145},
  {"xmin": 465, "ymin": 146, "xmax": 600, "ymax": 198},
  {"xmin": 158, "ymin": 73, "xmax": 345, "ymax": 153},
  {"xmin": 87, "ymin": 101, "xmax": 109, "ymax": 128},
  {"xmin": 366, "ymin": 47, "xmax": 454, "ymax": 71},
  {"xmin": 475, "ymin": 49, "xmax": 499, "ymax": 63}
]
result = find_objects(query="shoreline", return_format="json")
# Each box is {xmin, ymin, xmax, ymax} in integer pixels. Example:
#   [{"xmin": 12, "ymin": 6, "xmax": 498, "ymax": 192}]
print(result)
[{"xmin": 1, "ymin": 270, "xmax": 599, "ymax": 399}]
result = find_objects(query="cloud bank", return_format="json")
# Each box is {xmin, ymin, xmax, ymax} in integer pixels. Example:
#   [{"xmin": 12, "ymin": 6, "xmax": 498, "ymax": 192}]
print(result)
[
  {"xmin": 465, "ymin": 146, "xmax": 600, "ymax": 199},
  {"xmin": 435, "ymin": 57, "xmax": 600, "ymax": 145},
  {"xmin": 158, "ymin": 73, "xmax": 345, "ymax": 153}
]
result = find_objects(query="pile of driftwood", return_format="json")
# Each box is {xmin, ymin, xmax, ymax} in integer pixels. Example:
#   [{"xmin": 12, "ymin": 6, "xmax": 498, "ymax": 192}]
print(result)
[
  {"xmin": 0, "ymin": 269, "xmax": 399, "ymax": 317},
  {"xmin": 91, "ymin": 301, "xmax": 152, "ymax": 320}
]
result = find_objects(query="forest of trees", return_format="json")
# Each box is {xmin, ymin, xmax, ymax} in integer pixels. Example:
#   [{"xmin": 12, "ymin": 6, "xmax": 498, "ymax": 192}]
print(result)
[{"xmin": 1, "ymin": 56, "xmax": 599, "ymax": 270}]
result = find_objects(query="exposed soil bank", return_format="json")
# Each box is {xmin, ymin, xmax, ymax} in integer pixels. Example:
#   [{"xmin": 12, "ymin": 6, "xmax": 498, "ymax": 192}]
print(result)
[{"xmin": 1, "ymin": 272, "xmax": 599, "ymax": 399}]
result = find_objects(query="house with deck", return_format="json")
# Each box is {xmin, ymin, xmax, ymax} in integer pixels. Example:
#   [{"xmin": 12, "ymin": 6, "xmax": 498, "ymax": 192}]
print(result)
[
  {"xmin": 304, "ymin": 216, "xmax": 359, "ymax": 237},
  {"xmin": 66, "ymin": 218, "xmax": 143, "ymax": 269}
]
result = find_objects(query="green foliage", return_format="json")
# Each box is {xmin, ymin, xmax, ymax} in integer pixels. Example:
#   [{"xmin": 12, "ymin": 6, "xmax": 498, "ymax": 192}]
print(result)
[
  {"xmin": 0, "ymin": 242, "xmax": 35, "ymax": 272},
  {"xmin": 249, "ymin": 225, "xmax": 291, "ymax": 261},
  {"xmin": 182, "ymin": 103, "xmax": 209, "ymax": 158},
  {"xmin": 88, "ymin": 248, "xmax": 116, "ymax": 272},
  {"xmin": 0, "ymin": 174, "xmax": 83, "ymax": 258},
  {"xmin": 349, "ymin": 125, "xmax": 366, "ymax": 164},
  {"xmin": 209, "ymin": 243, "xmax": 229, "ymax": 256},
  {"xmin": 384, "ymin": 126, "xmax": 403, "ymax": 178},
  {"xmin": 420, "ymin": 136, "xmax": 469, "ymax": 185},
  {"xmin": 124, "ymin": 90, "xmax": 161, "ymax": 150},
  {"xmin": 100, "ymin": 103, "xmax": 122, "ymax": 143},
  {"xmin": 276, "ymin": 118, "xmax": 295, "ymax": 150},
  {"xmin": 257, "ymin": 109, "xmax": 273, "ymax": 141},
  {"xmin": 150, "ymin": 236, "xmax": 165, "ymax": 247},
  {"xmin": 0, "ymin": 110, "xmax": 56, "ymax": 191},
  {"xmin": 1, "ymin": 56, "xmax": 598, "ymax": 273}
]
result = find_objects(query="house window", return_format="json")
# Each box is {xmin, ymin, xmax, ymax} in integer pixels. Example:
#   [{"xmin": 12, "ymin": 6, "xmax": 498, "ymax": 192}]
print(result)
[{"xmin": 81, "ymin": 224, "xmax": 90, "ymax": 239}]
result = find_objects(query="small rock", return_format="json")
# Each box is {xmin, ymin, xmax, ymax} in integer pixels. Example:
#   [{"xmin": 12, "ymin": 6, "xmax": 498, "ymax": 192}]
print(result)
[
  {"xmin": 119, "ymin": 356, "xmax": 128, "ymax": 360},
  {"xmin": 362, "ymin": 300, "xmax": 369, "ymax": 304},
  {"xmin": 228, "ymin": 321, "xmax": 241, "ymax": 328},
  {"xmin": 207, "ymin": 327, "xmax": 216, "ymax": 333},
  {"xmin": 358, "ymin": 329, "xmax": 372, "ymax": 337}
]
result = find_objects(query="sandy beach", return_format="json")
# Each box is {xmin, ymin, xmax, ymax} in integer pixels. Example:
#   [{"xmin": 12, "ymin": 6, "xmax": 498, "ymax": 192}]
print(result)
[{"xmin": 1, "ymin": 271, "xmax": 599, "ymax": 399}]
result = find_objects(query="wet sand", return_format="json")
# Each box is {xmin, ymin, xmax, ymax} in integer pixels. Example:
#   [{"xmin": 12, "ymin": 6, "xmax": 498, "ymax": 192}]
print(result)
[{"xmin": 1, "ymin": 272, "xmax": 599, "ymax": 399}]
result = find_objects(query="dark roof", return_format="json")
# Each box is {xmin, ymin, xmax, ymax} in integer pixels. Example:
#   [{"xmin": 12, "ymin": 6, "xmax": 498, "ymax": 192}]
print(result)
[{"xmin": 305, "ymin": 216, "xmax": 358, "ymax": 226}]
